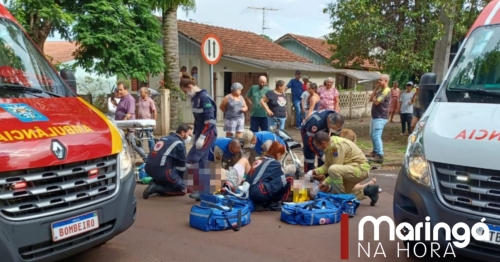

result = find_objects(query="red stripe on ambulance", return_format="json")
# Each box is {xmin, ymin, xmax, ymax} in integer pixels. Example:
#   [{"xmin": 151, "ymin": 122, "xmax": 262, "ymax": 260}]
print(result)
[{"xmin": 466, "ymin": 0, "xmax": 500, "ymax": 37}]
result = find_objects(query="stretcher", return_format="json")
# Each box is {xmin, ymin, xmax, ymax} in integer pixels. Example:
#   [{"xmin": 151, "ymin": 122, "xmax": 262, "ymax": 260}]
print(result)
[{"xmin": 115, "ymin": 119, "xmax": 156, "ymax": 129}]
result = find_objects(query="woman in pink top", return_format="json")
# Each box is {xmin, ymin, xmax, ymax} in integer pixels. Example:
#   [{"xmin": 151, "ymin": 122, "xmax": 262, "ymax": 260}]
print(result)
[
  {"xmin": 388, "ymin": 81, "xmax": 400, "ymax": 122},
  {"xmin": 318, "ymin": 77, "xmax": 340, "ymax": 112}
]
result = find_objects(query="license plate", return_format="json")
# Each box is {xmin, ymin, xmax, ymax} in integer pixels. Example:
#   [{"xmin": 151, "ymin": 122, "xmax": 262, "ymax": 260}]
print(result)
[
  {"xmin": 477, "ymin": 224, "xmax": 500, "ymax": 245},
  {"xmin": 51, "ymin": 211, "xmax": 100, "ymax": 242}
]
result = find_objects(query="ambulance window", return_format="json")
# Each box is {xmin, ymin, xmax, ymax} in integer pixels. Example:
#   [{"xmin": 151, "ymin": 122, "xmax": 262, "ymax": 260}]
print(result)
[
  {"xmin": 0, "ymin": 18, "xmax": 72, "ymax": 98},
  {"xmin": 447, "ymin": 26, "xmax": 500, "ymax": 90}
]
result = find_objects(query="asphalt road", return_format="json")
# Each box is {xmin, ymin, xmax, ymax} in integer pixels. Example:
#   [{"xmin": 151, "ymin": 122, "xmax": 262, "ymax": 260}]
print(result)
[{"xmin": 60, "ymin": 169, "xmax": 474, "ymax": 262}]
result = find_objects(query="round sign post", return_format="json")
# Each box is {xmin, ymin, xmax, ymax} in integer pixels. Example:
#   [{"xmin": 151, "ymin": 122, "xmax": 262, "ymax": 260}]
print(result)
[{"xmin": 201, "ymin": 34, "xmax": 222, "ymax": 99}]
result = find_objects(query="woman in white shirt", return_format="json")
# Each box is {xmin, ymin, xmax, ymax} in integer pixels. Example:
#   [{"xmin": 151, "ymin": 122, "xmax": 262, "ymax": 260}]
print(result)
[{"xmin": 107, "ymin": 88, "xmax": 121, "ymax": 116}]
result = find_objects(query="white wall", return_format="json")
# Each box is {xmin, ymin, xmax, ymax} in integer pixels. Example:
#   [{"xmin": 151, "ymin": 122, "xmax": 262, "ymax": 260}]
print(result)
[{"xmin": 61, "ymin": 59, "xmax": 117, "ymax": 95}]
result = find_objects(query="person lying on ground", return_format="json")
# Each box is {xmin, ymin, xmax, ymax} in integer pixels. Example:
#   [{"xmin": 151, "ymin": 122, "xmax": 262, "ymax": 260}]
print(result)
[
  {"xmin": 245, "ymin": 141, "xmax": 296, "ymax": 212},
  {"xmin": 142, "ymin": 124, "xmax": 193, "ymax": 199},
  {"xmin": 308, "ymin": 131, "xmax": 380, "ymax": 206}
]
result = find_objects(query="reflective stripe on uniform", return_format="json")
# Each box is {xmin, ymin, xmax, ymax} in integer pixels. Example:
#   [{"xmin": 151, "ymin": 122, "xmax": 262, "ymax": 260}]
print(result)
[
  {"xmin": 306, "ymin": 131, "xmax": 315, "ymax": 137},
  {"xmin": 251, "ymin": 159, "xmax": 272, "ymax": 185},
  {"xmin": 192, "ymin": 108, "xmax": 203, "ymax": 113},
  {"xmin": 160, "ymin": 141, "xmax": 182, "ymax": 166},
  {"xmin": 281, "ymin": 175, "xmax": 286, "ymax": 186},
  {"xmin": 205, "ymin": 119, "xmax": 216, "ymax": 124},
  {"xmin": 304, "ymin": 158, "xmax": 315, "ymax": 164},
  {"xmin": 176, "ymin": 167, "xmax": 186, "ymax": 171}
]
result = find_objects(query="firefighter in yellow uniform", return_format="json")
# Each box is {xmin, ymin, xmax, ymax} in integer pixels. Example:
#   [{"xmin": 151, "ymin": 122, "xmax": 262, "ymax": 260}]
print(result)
[{"xmin": 307, "ymin": 131, "xmax": 380, "ymax": 206}]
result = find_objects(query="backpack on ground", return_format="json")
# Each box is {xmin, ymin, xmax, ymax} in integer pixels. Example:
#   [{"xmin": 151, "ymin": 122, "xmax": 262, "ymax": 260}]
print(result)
[
  {"xmin": 281, "ymin": 199, "xmax": 342, "ymax": 226},
  {"xmin": 315, "ymin": 192, "xmax": 360, "ymax": 217},
  {"xmin": 200, "ymin": 193, "xmax": 255, "ymax": 212},
  {"xmin": 190, "ymin": 195, "xmax": 251, "ymax": 232}
]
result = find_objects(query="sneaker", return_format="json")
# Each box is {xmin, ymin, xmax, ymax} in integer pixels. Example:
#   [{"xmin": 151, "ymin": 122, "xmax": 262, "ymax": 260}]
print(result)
[
  {"xmin": 365, "ymin": 151, "xmax": 375, "ymax": 158},
  {"xmin": 143, "ymin": 185, "xmax": 152, "ymax": 200},
  {"xmin": 265, "ymin": 201, "xmax": 282, "ymax": 211},
  {"xmin": 368, "ymin": 154, "xmax": 384, "ymax": 164},
  {"xmin": 189, "ymin": 192, "xmax": 201, "ymax": 201},
  {"xmin": 364, "ymin": 184, "xmax": 380, "ymax": 206}
]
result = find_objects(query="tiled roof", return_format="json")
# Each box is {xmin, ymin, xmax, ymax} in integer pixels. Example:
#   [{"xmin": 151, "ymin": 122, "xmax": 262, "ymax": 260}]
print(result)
[
  {"xmin": 224, "ymin": 56, "xmax": 340, "ymax": 73},
  {"xmin": 44, "ymin": 41, "xmax": 78, "ymax": 63},
  {"xmin": 177, "ymin": 20, "xmax": 311, "ymax": 63},
  {"xmin": 340, "ymin": 69, "xmax": 381, "ymax": 81},
  {"xmin": 275, "ymin": 33, "xmax": 379, "ymax": 70}
]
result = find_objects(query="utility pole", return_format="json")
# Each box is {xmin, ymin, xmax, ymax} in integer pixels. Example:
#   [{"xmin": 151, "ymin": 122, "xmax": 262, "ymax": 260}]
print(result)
[{"xmin": 245, "ymin": 7, "xmax": 279, "ymax": 35}]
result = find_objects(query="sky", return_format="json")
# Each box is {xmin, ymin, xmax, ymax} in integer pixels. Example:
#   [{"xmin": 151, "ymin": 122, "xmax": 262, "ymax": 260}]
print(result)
[{"xmin": 44, "ymin": 0, "xmax": 334, "ymax": 42}]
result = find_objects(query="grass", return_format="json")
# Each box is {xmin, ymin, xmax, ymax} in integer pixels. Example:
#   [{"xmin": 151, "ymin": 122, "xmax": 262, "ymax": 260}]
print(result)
[{"xmin": 343, "ymin": 117, "xmax": 409, "ymax": 165}]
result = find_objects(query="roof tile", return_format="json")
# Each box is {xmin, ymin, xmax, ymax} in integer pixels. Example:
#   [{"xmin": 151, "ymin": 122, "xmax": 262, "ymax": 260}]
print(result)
[
  {"xmin": 43, "ymin": 41, "xmax": 77, "ymax": 63},
  {"xmin": 276, "ymin": 33, "xmax": 379, "ymax": 70},
  {"xmin": 177, "ymin": 20, "xmax": 311, "ymax": 63}
]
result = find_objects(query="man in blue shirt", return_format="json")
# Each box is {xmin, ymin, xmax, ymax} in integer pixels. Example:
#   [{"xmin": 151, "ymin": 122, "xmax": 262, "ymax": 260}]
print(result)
[
  {"xmin": 287, "ymin": 70, "xmax": 304, "ymax": 129},
  {"xmin": 242, "ymin": 130, "xmax": 285, "ymax": 156},
  {"xmin": 208, "ymin": 137, "xmax": 242, "ymax": 167}
]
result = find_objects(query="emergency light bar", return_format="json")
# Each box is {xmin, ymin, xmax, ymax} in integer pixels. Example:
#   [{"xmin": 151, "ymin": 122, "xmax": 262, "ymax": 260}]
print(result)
[{"xmin": 114, "ymin": 119, "xmax": 156, "ymax": 129}]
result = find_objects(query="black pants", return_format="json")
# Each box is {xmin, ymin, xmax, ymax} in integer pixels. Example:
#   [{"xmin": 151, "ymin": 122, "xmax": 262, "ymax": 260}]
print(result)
[{"xmin": 401, "ymin": 113, "xmax": 412, "ymax": 133}]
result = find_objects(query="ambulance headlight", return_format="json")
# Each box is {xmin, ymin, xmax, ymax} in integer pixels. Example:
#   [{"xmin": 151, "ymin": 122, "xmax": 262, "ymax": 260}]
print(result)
[
  {"xmin": 119, "ymin": 137, "xmax": 133, "ymax": 179},
  {"xmin": 404, "ymin": 117, "xmax": 433, "ymax": 189}
]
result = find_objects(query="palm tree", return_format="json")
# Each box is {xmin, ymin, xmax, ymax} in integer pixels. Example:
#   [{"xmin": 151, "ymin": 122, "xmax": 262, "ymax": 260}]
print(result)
[{"xmin": 150, "ymin": 0, "xmax": 195, "ymax": 130}]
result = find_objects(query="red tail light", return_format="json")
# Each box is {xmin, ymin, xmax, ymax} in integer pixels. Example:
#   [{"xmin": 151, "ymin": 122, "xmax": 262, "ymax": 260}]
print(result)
[{"xmin": 88, "ymin": 169, "xmax": 99, "ymax": 179}]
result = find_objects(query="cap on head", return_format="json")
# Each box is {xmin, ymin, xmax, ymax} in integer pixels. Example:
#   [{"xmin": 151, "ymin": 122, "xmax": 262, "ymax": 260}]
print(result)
[
  {"xmin": 302, "ymin": 75, "xmax": 309, "ymax": 80},
  {"xmin": 231, "ymin": 82, "xmax": 243, "ymax": 91},
  {"xmin": 295, "ymin": 70, "xmax": 301, "ymax": 75},
  {"xmin": 242, "ymin": 130, "xmax": 254, "ymax": 148},
  {"xmin": 406, "ymin": 81, "xmax": 414, "ymax": 86}
]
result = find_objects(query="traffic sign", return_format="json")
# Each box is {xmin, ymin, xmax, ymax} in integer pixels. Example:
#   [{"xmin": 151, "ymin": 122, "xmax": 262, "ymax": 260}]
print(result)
[{"xmin": 201, "ymin": 34, "xmax": 222, "ymax": 65}]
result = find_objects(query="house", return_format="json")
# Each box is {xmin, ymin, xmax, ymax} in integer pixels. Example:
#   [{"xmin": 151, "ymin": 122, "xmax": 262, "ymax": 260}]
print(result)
[
  {"xmin": 44, "ymin": 41, "xmax": 117, "ymax": 95},
  {"xmin": 275, "ymin": 34, "xmax": 381, "ymax": 90},
  {"xmin": 146, "ymin": 20, "xmax": 345, "ymax": 125}
]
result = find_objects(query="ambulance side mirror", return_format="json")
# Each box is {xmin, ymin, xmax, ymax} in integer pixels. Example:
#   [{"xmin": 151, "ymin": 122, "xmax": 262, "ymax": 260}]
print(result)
[
  {"xmin": 60, "ymin": 69, "xmax": 77, "ymax": 90},
  {"xmin": 419, "ymin": 73, "xmax": 440, "ymax": 111}
]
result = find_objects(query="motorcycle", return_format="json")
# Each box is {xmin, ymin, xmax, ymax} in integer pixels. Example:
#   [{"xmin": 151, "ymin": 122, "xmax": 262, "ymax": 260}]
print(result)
[{"xmin": 269, "ymin": 117, "xmax": 303, "ymax": 179}]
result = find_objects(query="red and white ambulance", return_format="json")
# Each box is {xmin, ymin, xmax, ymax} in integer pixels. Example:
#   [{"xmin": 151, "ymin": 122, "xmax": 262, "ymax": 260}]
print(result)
[
  {"xmin": 394, "ymin": 0, "xmax": 500, "ymax": 260},
  {"xmin": 0, "ymin": 4, "xmax": 136, "ymax": 262}
]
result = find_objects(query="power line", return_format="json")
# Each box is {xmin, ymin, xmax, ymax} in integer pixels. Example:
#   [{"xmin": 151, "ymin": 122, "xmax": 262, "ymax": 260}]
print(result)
[{"xmin": 244, "ymin": 7, "xmax": 279, "ymax": 35}]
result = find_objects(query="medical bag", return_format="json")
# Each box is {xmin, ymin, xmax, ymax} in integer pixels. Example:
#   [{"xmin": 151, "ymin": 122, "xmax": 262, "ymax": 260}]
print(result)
[
  {"xmin": 200, "ymin": 193, "xmax": 255, "ymax": 213},
  {"xmin": 315, "ymin": 192, "xmax": 360, "ymax": 217},
  {"xmin": 281, "ymin": 199, "xmax": 342, "ymax": 226},
  {"xmin": 189, "ymin": 197, "xmax": 251, "ymax": 232}
]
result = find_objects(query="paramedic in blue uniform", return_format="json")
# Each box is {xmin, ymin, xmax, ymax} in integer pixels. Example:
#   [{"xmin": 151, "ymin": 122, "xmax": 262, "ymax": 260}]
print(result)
[
  {"xmin": 242, "ymin": 130, "xmax": 285, "ymax": 156},
  {"xmin": 246, "ymin": 141, "xmax": 296, "ymax": 212},
  {"xmin": 301, "ymin": 110, "xmax": 345, "ymax": 172},
  {"xmin": 208, "ymin": 137, "xmax": 242, "ymax": 166},
  {"xmin": 142, "ymin": 124, "xmax": 193, "ymax": 199},
  {"xmin": 179, "ymin": 73, "xmax": 218, "ymax": 201}
]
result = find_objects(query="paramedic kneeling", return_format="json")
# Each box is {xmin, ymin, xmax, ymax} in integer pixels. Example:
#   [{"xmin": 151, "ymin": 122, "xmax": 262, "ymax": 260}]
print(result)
[
  {"xmin": 208, "ymin": 137, "xmax": 242, "ymax": 167},
  {"xmin": 142, "ymin": 124, "xmax": 193, "ymax": 199},
  {"xmin": 245, "ymin": 141, "xmax": 295, "ymax": 212},
  {"xmin": 309, "ymin": 131, "xmax": 380, "ymax": 206}
]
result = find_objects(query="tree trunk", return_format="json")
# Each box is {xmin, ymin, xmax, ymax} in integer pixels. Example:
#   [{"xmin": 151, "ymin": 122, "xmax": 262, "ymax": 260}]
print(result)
[
  {"xmin": 432, "ymin": 6, "xmax": 454, "ymax": 83},
  {"xmin": 162, "ymin": 6, "xmax": 181, "ymax": 130}
]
